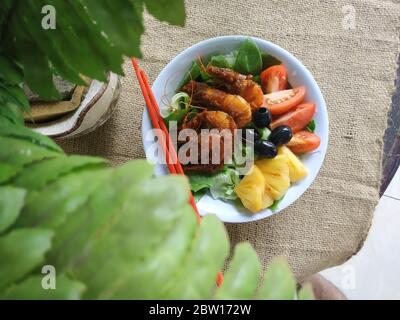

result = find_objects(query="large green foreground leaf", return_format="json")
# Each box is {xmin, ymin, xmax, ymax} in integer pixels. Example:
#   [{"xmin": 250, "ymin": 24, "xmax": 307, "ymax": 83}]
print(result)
[{"xmin": 0, "ymin": 117, "xmax": 306, "ymax": 299}]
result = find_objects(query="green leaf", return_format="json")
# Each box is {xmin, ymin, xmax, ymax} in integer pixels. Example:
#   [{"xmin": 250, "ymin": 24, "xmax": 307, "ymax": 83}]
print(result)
[
  {"xmin": 0, "ymin": 124, "xmax": 63, "ymax": 153},
  {"xmin": 0, "ymin": 136, "xmax": 61, "ymax": 166},
  {"xmin": 0, "ymin": 186, "xmax": 26, "ymax": 233},
  {"xmin": 209, "ymin": 55, "xmax": 232, "ymax": 69},
  {"xmin": 0, "ymin": 228, "xmax": 54, "ymax": 290},
  {"xmin": 11, "ymin": 5, "xmax": 60, "ymax": 101},
  {"xmin": 13, "ymin": 155, "xmax": 107, "ymax": 190},
  {"xmin": 0, "ymin": 83, "xmax": 30, "ymax": 112},
  {"xmin": 234, "ymin": 38, "xmax": 262, "ymax": 75},
  {"xmin": 0, "ymin": 103, "xmax": 24, "ymax": 125},
  {"xmin": 16, "ymin": 168, "xmax": 113, "ymax": 229},
  {"xmin": 306, "ymin": 119, "xmax": 316, "ymax": 132},
  {"xmin": 166, "ymin": 214, "xmax": 229, "ymax": 299},
  {"xmin": 144, "ymin": 0, "xmax": 186, "ymax": 26},
  {"xmin": 257, "ymin": 257, "xmax": 296, "ymax": 300},
  {"xmin": 215, "ymin": 243, "xmax": 260, "ymax": 299},
  {"xmin": 0, "ymin": 55, "xmax": 23, "ymax": 85},
  {"xmin": 209, "ymin": 51, "xmax": 238, "ymax": 69},
  {"xmin": 261, "ymin": 52, "xmax": 282, "ymax": 70},
  {"xmin": 45, "ymin": 161, "xmax": 156, "ymax": 269},
  {"xmin": 60, "ymin": 167, "xmax": 193, "ymax": 298},
  {"xmin": 188, "ymin": 173, "xmax": 214, "ymax": 192},
  {"xmin": 193, "ymin": 189, "xmax": 207, "ymax": 202},
  {"xmin": 188, "ymin": 168, "xmax": 240, "ymax": 201},
  {"xmin": 180, "ymin": 61, "xmax": 202, "ymax": 87},
  {"xmin": 81, "ymin": 0, "xmax": 144, "ymax": 60},
  {"xmin": 298, "ymin": 283, "xmax": 315, "ymax": 300},
  {"xmin": 0, "ymin": 273, "xmax": 85, "ymax": 300},
  {"xmin": 269, "ymin": 196, "xmax": 284, "ymax": 212},
  {"xmin": 209, "ymin": 168, "xmax": 240, "ymax": 200},
  {"xmin": 0, "ymin": 163, "xmax": 22, "ymax": 184}
]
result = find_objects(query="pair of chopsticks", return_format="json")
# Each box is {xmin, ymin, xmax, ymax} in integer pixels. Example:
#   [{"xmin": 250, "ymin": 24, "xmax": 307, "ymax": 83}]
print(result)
[{"xmin": 131, "ymin": 58, "xmax": 224, "ymax": 287}]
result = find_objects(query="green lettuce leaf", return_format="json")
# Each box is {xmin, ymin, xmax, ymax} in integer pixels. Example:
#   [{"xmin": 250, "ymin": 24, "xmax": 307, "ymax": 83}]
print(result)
[{"xmin": 188, "ymin": 167, "xmax": 240, "ymax": 201}]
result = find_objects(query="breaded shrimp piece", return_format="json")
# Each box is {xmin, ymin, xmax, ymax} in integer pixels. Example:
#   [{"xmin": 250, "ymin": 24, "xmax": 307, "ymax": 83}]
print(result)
[
  {"xmin": 181, "ymin": 110, "xmax": 237, "ymax": 132},
  {"xmin": 181, "ymin": 81, "xmax": 251, "ymax": 128},
  {"xmin": 207, "ymin": 65, "xmax": 264, "ymax": 111}
]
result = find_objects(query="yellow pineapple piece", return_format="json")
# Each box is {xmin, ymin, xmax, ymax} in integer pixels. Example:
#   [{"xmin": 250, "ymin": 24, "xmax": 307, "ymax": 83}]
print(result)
[
  {"xmin": 278, "ymin": 146, "xmax": 308, "ymax": 182},
  {"xmin": 234, "ymin": 165, "xmax": 265, "ymax": 213},
  {"xmin": 256, "ymin": 155, "xmax": 290, "ymax": 200}
]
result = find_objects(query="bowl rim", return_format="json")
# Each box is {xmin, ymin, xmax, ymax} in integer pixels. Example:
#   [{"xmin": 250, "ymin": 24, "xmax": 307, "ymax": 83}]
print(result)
[
  {"xmin": 141, "ymin": 35, "xmax": 329, "ymax": 223},
  {"xmin": 27, "ymin": 73, "xmax": 113, "ymax": 138}
]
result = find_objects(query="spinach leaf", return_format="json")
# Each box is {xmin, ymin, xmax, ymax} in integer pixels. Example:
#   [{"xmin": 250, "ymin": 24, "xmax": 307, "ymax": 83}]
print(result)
[
  {"xmin": 180, "ymin": 61, "xmax": 201, "ymax": 87},
  {"xmin": 261, "ymin": 52, "xmax": 282, "ymax": 70},
  {"xmin": 234, "ymin": 38, "xmax": 262, "ymax": 75}
]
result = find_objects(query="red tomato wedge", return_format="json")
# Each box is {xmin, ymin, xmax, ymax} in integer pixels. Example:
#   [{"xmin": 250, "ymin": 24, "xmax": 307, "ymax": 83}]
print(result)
[
  {"xmin": 263, "ymin": 86, "xmax": 306, "ymax": 115},
  {"xmin": 260, "ymin": 65, "xmax": 288, "ymax": 93},
  {"xmin": 270, "ymin": 103, "xmax": 316, "ymax": 133},
  {"xmin": 287, "ymin": 131, "xmax": 321, "ymax": 154}
]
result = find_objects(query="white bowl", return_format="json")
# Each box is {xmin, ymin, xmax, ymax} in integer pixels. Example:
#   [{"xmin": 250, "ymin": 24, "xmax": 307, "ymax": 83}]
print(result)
[
  {"xmin": 29, "ymin": 73, "xmax": 121, "ymax": 139},
  {"xmin": 142, "ymin": 35, "xmax": 329, "ymax": 223}
]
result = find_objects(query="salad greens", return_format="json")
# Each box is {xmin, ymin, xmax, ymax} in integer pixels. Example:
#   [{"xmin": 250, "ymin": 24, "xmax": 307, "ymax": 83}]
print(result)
[
  {"xmin": 180, "ymin": 61, "xmax": 202, "ymax": 86},
  {"xmin": 165, "ymin": 37, "xmax": 284, "ymax": 206},
  {"xmin": 261, "ymin": 52, "xmax": 282, "ymax": 70},
  {"xmin": 188, "ymin": 167, "xmax": 240, "ymax": 201},
  {"xmin": 234, "ymin": 38, "xmax": 263, "ymax": 75}
]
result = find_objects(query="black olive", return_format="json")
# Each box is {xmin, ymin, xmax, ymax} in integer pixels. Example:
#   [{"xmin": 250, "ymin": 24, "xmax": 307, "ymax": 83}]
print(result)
[
  {"xmin": 254, "ymin": 140, "xmax": 277, "ymax": 158},
  {"xmin": 253, "ymin": 107, "xmax": 272, "ymax": 128},
  {"xmin": 241, "ymin": 129, "xmax": 260, "ymax": 143},
  {"xmin": 269, "ymin": 126, "xmax": 293, "ymax": 146}
]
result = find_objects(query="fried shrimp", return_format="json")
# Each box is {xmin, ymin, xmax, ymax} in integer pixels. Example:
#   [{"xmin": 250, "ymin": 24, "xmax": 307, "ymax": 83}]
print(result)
[
  {"xmin": 206, "ymin": 65, "xmax": 264, "ymax": 111},
  {"xmin": 181, "ymin": 133, "xmax": 226, "ymax": 174},
  {"xmin": 181, "ymin": 110, "xmax": 237, "ymax": 132},
  {"xmin": 179, "ymin": 110, "xmax": 236, "ymax": 174},
  {"xmin": 181, "ymin": 81, "xmax": 251, "ymax": 128}
]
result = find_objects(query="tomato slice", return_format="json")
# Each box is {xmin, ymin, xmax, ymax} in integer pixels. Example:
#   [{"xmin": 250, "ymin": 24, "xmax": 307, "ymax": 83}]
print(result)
[
  {"xmin": 260, "ymin": 65, "xmax": 288, "ymax": 93},
  {"xmin": 287, "ymin": 131, "xmax": 321, "ymax": 154},
  {"xmin": 270, "ymin": 103, "xmax": 316, "ymax": 133},
  {"xmin": 263, "ymin": 86, "xmax": 306, "ymax": 115}
]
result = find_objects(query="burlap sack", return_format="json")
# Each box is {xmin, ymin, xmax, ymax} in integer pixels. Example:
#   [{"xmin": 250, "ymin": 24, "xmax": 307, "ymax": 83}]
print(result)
[{"xmin": 59, "ymin": 0, "xmax": 400, "ymax": 278}]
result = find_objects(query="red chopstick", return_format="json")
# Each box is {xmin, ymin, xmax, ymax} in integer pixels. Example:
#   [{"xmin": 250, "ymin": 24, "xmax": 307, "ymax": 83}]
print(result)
[{"xmin": 131, "ymin": 57, "xmax": 223, "ymax": 287}]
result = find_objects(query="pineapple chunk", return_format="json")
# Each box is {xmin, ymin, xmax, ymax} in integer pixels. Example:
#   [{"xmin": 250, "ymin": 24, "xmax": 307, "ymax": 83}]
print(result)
[
  {"xmin": 256, "ymin": 155, "xmax": 290, "ymax": 200},
  {"xmin": 234, "ymin": 165, "xmax": 266, "ymax": 213},
  {"xmin": 278, "ymin": 146, "xmax": 308, "ymax": 182}
]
